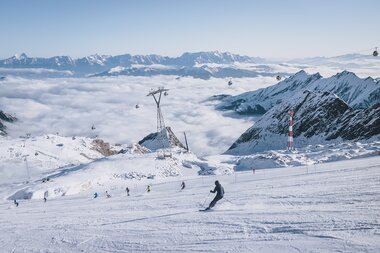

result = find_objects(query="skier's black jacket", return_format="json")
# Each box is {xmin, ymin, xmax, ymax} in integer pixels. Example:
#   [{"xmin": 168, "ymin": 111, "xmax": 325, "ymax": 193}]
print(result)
[{"xmin": 211, "ymin": 182, "xmax": 224, "ymax": 198}]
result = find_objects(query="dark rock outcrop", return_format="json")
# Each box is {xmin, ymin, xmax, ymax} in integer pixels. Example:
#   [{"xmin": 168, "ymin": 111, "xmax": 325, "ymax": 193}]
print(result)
[
  {"xmin": 226, "ymin": 91, "xmax": 380, "ymax": 155},
  {"xmin": 0, "ymin": 110, "xmax": 17, "ymax": 135},
  {"xmin": 138, "ymin": 127, "xmax": 186, "ymax": 151},
  {"xmin": 217, "ymin": 70, "xmax": 380, "ymax": 115},
  {"xmin": 91, "ymin": 139, "xmax": 118, "ymax": 156}
]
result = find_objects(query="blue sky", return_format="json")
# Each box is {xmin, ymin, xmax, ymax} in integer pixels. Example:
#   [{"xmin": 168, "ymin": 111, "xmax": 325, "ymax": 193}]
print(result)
[{"xmin": 0, "ymin": 0, "xmax": 379, "ymax": 59}]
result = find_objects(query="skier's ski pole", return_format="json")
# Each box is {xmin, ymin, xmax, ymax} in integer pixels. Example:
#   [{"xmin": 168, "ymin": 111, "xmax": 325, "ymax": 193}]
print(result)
[
  {"xmin": 202, "ymin": 192, "xmax": 211, "ymax": 207},
  {"xmin": 223, "ymin": 197, "xmax": 234, "ymax": 204}
]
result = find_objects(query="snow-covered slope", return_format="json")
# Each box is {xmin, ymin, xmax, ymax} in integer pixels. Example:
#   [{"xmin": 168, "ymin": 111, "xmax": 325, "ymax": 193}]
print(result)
[
  {"xmin": 223, "ymin": 141, "xmax": 380, "ymax": 171},
  {"xmin": 0, "ymin": 131, "xmax": 204, "ymax": 201},
  {"xmin": 2, "ymin": 132, "xmax": 379, "ymax": 202},
  {"xmin": 226, "ymin": 91, "xmax": 380, "ymax": 155},
  {"xmin": 0, "ymin": 155, "xmax": 379, "ymax": 252},
  {"xmin": 6, "ymin": 149, "xmax": 200, "ymax": 201},
  {"xmin": 0, "ymin": 135, "xmax": 119, "ymax": 185},
  {"xmin": 218, "ymin": 70, "xmax": 380, "ymax": 114}
]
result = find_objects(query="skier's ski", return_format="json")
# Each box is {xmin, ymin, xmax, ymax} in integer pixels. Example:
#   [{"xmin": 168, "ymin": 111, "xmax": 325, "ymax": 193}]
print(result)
[{"xmin": 199, "ymin": 208, "xmax": 212, "ymax": 212}]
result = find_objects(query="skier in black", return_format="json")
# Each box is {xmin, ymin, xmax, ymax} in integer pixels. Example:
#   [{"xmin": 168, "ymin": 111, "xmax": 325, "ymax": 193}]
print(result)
[
  {"xmin": 43, "ymin": 191, "xmax": 48, "ymax": 203},
  {"xmin": 126, "ymin": 187, "xmax": 130, "ymax": 196},
  {"xmin": 180, "ymin": 181, "xmax": 185, "ymax": 191},
  {"xmin": 14, "ymin": 199, "xmax": 19, "ymax": 207},
  {"xmin": 205, "ymin": 180, "xmax": 224, "ymax": 210}
]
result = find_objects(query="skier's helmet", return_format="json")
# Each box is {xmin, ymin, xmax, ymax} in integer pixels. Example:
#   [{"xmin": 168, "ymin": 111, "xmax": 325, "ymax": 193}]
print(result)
[{"xmin": 215, "ymin": 180, "xmax": 219, "ymax": 185}]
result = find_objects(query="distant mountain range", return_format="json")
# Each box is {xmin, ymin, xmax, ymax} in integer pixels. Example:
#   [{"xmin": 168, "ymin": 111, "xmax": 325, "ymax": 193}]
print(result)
[
  {"xmin": 216, "ymin": 70, "xmax": 380, "ymax": 114},
  {"xmin": 226, "ymin": 90, "xmax": 380, "ymax": 155},
  {"xmin": 0, "ymin": 51, "xmax": 267, "ymax": 79},
  {"xmin": 1, "ymin": 51, "xmax": 378, "ymax": 79}
]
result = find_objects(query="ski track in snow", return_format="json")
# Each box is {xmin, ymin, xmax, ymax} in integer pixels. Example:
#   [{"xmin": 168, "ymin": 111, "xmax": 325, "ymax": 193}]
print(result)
[{"xmin": 0, "ymin": 156, "xmax": 379, "ymax": 252}]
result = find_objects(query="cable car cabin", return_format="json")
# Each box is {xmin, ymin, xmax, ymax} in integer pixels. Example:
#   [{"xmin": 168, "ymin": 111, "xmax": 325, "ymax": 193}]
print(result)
[
  {"xmin": 373, "ymin": 48, "xmax": 378, "ymax": 57},
  {"xmin": 228, "ymin": 80, "xmax": 233, "ymax": 86},
  {"xmin": 276, "ymin": 75, "xmax": 282, "ymax": 81}
]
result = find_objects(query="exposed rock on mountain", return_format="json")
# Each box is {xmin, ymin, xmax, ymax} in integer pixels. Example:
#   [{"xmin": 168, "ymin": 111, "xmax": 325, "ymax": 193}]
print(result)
[
  {"xmin": 226, "ymin": 91, "xmax": 380, "ymax": 155},
  {"xmin": 217, "ymin": 70, "xmax": 380, "ymax": 114},
  {"xmin": 138, "ymin": 127, "xmax": 186, "ymax": 151},
  {"xmin": 91, "ymin": 139, "xmax": 118, "ymax": 156},
  {"xmin": 0, "ymin": 110, "xmax": 17, "ymax": 136}
]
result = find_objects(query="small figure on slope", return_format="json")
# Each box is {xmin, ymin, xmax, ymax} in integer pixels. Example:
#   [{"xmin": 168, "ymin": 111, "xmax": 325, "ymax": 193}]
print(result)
[
  {"xmin": 205, "ymin": 180, "xmax": 224, "ymax": 211},
  {"xmin": 94, "ymin": 192, "xmax": 98, "ymax": 198},
  {"xmin": 180, "ymin": 181, "xmax": 186, "ymax": 191},
  {"xmin": 43, "ymin": 191, "xmax": 48, "ymax": 203},
  {"xmin": 126, "ymin": 187, "xmax": 130, "ymax": 196},
  {"xmin": 146, "ymin": 185, "xmax": 151, "ymax": 193},
  {"xmin": 105, "ymin": 191, "xmax": 111, "ymax": 198},
  {"xmin": 14, "ymin": 199, "xmax": 19, "ymax": 207}
]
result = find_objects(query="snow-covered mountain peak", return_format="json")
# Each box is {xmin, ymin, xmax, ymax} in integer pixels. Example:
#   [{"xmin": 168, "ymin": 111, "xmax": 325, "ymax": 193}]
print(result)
[
  {"xmin": 14, "ymin": 53, "xmax": 28, "ymax": 60},
  {"xmin": 3, "ymin": 53, "xmax": 29, "ymax": 64},
  {"xmin": 226, "ymin": 89, "xmax": 379, "ymax": 155},
  {"xmin": 333, "ymin": 70, "xmax": 358, "ymax": 79},
  {"xmin": 84, "ymin": 54, "xmax": 110, "ymax": 65},
  {"xmin": 282, "ymin": 70, "xmax": 322, "ymax": 85},
  {"xmin": 217, "ymin": 70, "xmax": 380, "ymax": 115},
  {"xmin": 288, "ymin": 69, "xmax": 308, "ymax": 80}
]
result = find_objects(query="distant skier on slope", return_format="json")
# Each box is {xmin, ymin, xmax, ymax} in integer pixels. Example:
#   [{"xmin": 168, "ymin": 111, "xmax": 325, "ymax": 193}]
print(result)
[
  {"xmin": 126, "ymin": 187, "xmax": 130, "ymax": 196},
  {"xmin": 147, "ymin": 185, "xmax": 151, "ymax": 193},
  {"xmin": 106, "ymin": 191, "xmax": 111, "ymax": 198},
  {"xmin": 14, "ymin": 199, "xmax": 19, "ymax": 207},
  {"xmin": 205, "ymin": 180, "xmax": 224, "ymax": 210},
  {"xmin": 180, "ymin": 181, "xmax": 185, "ymax": 191},
  {"xmin": 43, "ymin": 191, "xmax": 48, "ymax": 203},
  {"xmin": 94, "ymin": 192, "xmax": 98, "ymax": 198}
]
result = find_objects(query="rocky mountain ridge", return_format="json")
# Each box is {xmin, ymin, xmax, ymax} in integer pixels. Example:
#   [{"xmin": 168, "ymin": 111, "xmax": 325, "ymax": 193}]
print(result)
[
  {"xmin": 217, "ymin": 70, "xmax": 380, "ymax": 114},
  {"xmin": 226, "ymin": 90, "xmax": 380, "ymax": 155}
]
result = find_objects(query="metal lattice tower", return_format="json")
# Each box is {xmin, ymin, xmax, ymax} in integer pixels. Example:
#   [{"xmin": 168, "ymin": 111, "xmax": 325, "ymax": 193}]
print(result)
[{"xmin": 147, "ymin": 87, "xmax": 171, "ymax": 153}]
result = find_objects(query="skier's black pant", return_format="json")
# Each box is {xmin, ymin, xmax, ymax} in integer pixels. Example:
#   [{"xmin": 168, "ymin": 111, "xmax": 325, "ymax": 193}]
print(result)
[{"xmin": 209, "ymin": 195, "xmax": 223, "ymax": 209}]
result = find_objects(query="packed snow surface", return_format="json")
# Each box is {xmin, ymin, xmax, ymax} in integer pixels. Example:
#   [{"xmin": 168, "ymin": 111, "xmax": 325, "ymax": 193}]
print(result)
[{"xmin": 0, "ymin": 156, "xmax": 379, "ymax": 252}]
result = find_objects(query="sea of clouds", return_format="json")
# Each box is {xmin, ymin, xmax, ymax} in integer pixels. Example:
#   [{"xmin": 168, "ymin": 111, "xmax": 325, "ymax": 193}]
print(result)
[
  {"xmin": 1, "ymin": 58, "xmax": 379, "ymax": 156},
  {"xmin": 0, "ymin": 75, "xmax": 277, "ymax": 156}
]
